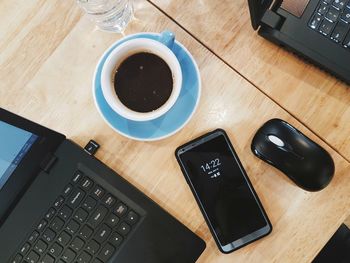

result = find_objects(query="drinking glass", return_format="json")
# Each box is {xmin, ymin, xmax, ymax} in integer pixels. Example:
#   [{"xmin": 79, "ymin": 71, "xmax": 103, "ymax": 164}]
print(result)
[{"xmin": 76, "ymin": 0, "xmax": 133, "ymax": 33}]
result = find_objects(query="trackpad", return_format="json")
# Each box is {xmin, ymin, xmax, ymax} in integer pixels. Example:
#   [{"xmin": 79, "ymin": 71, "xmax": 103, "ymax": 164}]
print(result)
[{"xmin": 281, "ymin": 0, "xmax": 311, "ymax": 17}]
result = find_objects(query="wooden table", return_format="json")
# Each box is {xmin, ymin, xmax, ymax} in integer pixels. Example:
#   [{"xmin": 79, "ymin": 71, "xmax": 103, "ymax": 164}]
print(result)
[
  {"xmin": 1, "ymin": 0, "xmax": 350, "ymax": 262},
  {"xmin": 150, "ymin": 0, "xmax": 350, "ymax": 162}
]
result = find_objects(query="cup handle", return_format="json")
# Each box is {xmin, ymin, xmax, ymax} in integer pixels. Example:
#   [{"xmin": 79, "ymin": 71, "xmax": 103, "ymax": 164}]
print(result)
[{"xmin": 159, "ymin": 30, "xmax": 175, "ymax": 50}]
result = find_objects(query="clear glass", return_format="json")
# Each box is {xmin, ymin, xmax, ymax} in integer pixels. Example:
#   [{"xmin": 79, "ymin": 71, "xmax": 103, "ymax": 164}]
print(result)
[{"xmin": 76, "ymin": 0, "xmax": 133, "ymax": 33}]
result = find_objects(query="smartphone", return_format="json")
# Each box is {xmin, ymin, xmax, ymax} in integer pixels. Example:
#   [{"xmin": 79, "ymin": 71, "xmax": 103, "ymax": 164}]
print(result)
[{"xmin": 175, "ymin": 129, "xmax": 272, "ymax": 253}]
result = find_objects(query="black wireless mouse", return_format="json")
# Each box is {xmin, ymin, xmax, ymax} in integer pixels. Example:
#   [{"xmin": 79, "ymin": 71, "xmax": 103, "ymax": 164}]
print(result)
[{"xmin": 251, "ymin": 119, "xmax": 335, "ymax": 191}]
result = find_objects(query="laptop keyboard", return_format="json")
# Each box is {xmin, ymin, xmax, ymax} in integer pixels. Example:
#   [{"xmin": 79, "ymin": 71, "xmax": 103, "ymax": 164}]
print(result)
[
  {"xmin": 11, "ymin": 171, "xmax": 140, "ymax": 263},
  {"xmin": 309, "ymin": 0, "xmax": 350, "ymax": 48}
]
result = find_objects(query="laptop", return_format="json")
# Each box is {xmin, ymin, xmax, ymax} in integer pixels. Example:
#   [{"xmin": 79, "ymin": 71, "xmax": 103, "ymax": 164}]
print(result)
[
  {"xmin": 247, "ymin": 0, "xmax": 350, "ymax": 84},
  {"xmin": 0, "ymin": 108, "xmax": 206, "ymax": 263}
]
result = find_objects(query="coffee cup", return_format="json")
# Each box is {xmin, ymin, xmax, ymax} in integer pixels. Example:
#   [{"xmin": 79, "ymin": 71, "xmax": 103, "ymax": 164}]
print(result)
[{"xmin": 101, "ymin": 31, "xmax": 182, "ymax": 122}]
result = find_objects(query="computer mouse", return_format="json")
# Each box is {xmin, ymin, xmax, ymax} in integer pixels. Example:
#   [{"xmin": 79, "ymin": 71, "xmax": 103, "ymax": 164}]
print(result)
[{"xmin": 251, "ymin": 119, "xmax": 334, "ymax": 191}]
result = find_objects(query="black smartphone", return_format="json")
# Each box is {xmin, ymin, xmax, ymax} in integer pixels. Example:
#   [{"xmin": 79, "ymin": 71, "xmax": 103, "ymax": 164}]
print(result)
[{"xmin": 175, "ymin": 129, "xmax": 272, "ymax": 253}]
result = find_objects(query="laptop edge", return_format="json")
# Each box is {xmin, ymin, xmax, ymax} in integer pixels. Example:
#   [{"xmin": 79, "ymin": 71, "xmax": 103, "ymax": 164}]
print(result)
[{"xmin": 247, "ymin": 0, "xmax": 350, "ymax": 84}]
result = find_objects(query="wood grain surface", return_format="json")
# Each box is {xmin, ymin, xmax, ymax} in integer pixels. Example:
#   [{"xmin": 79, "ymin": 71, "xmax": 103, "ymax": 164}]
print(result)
[
  {"xmin": 149, "ymin": 0, "xmax": 350, "ymax": 162},
  {"xmin": 1, "ymin": 1, "xmax": 350, "ymax": 262}
]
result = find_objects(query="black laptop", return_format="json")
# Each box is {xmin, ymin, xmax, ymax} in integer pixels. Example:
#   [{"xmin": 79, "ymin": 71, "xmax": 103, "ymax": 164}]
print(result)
[
  {"xmin": 248, "ymin": 0, "xmax": 350, "ymax": 84},
  {"xmin": 0, "ymin": 108, "xmax": 205, "ymax": 263}
]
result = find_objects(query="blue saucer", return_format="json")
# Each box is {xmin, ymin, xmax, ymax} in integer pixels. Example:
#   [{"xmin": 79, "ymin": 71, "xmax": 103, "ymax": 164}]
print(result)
[{"xmin": 93, "ymin": 33, "xmax": 201, "ymax": 141}]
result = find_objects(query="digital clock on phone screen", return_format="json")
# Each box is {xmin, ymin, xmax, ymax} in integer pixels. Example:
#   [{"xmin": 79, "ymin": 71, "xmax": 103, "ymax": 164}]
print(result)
[{"xmin": 200, "ymin": 158, "xmax": 222, "ymax": 178}]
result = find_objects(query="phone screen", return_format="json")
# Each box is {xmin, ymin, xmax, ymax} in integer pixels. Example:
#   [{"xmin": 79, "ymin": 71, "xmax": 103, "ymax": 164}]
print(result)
[{"xmin": 177, "ymin": 130, "xmax": 271, "ymax": 251}]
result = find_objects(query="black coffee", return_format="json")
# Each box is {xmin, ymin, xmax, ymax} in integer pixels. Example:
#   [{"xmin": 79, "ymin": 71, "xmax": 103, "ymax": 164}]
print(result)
[{"xmin": 114, "ymin": 52, "xmax": 173, "ymax": 113}]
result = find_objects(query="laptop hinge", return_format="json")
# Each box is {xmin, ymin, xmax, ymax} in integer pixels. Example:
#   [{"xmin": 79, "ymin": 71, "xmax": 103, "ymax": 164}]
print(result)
[
  {"xmin": 261, "ymin": 9, "xmax": 283, "ymax": 30},
  {"xmin": 40, "ymin": 153, "xmax": 57, "ymax": 173}
]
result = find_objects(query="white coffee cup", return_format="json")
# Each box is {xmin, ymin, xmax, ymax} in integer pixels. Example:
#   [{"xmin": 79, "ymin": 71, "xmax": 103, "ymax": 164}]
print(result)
[{"xmin": 101, "ymin": 31, "xmax": 182, "ymax": 122}]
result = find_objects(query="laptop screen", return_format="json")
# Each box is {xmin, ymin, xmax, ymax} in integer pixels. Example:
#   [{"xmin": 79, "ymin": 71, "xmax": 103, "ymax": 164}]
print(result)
[
  {"xmin": 0, "ymin": 108, "xmax": 65, "ymax": 224},
  {"xmin": 280, "ymin": 0, "xmax": 310, "ymax": 17},
  {"xmin": 0, "ymin": 121, "xmax": 38, "ymax": 190}
]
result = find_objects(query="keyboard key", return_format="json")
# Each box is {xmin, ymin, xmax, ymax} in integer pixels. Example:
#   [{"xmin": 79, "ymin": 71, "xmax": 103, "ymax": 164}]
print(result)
[
  {"xmin": 76, "ymin": 251, "xmax": 92, "ymax": 263},
  {"xmin": 58, "ymin": 205, "xmax": 73, "ymax": 220},
  {"xmin": 28, "ymin": 231, "xmax": 39, "ymax": 244},
  {"xmin": 331, "ymin": 21, "xmax": 349, "ymax": 41},
  {"xmin": 43, "ymin": 228, "xmax": 56, "ymax": 243},
  {"xmin": 41, "ymin": 254, "xmax": 55, "ymax": 263},
  {"xmin": 324, "ymin": 0, "xmax": 332, "ymax": 3},
  {"xmin": 11, "ymin": 253, "xmax": 22, "ymax": 263},
  {"xmin": 80, "ymin": 177, "xmax": 93, "ymax": 191},
  {"xmin": 74, "ymin": 208, "xmax": 89, "ymax": 223},
  {"xmin": 66, "ymin": 219, "xmax": 80, "ymax": 235},
  {"xmin": 344, "ymin": 31, "xmax": 350, "ymax": 46},
  {"xmin": 70, "ymin": 236, "xmax": 85, "ymax": 252},
  {"xmin": 48, "ymin": 242, "xmax": 63, "ymax": 258},
  {"xmin": 92, "ymin": 259, "xmax": 103, "ymax": 263},
  {"xmin": 326, "ymin": 7, "xmax": 340, "ymax": 22},
  {"xmin": 25, "ymin": 251, "xmax": 40, "ymax": 263},
  {"xmin": 62, "ymin": 184, "xmax": 74, "ymax": 197},
  {"xmin": 88, "ymin": 205, "xmax": 108, "ymax": 228},
  {"xmin": 67, "ymin": 189, "xmax": 85, "ymax": 209},
  {"xmin": 57, "ymin": 231, "xmax": 72, "ymax": 246},
  {"xmin": 309, "ymin": 13, "xmax": 323, "ymax": 29},
  {"xmin": 79, "ymin": 225, "xmax": 93, "ymax": 240},
  {"xmin": 53, "ymin": 196, "xmax": 65, "ymax": 209},
  {"xmin": 86, "ymin": 239, "xmax": 100, "ymax": 255},
  {"xmin": 106, "ymin": 213, "xmax": 120, "ymax": 227},
  {"xmin": 72, "ymin": 171, "xmax": 84, "ymax": 184},
  {"xmin": 109, "ymin": 232, "xmax": 123, "ymax": 247},
  {"xmin": 92, "ymin": 186, "xmax": 105, "ymax": 200},
  {"xmin": 317, "ymin": 2, "xmax": 329, "ymax": 15},
  {"xmin": 341, "ymin": 7, "xmax": 350, "ymax": 22},
  {"xmin": 319, "ymin": 19, "xmax": 335, "ymax": 35},
  {"xmin": 102, "ymin": 194, "xmax": 116, "ymax": 207},
  {"xmin": 61, "ymin": 249, "xmax": 76, "ymax": 263},
  {"xmin": 82, "ymin": 196, "xmax": 96, "ymax": 211},
  {"xmin": 117, "ymin": 222, "xmax": 131, "ymax": 236},
  {"xmin": 333, "ymin": 0, "xmax": 346, "ymax": 9},
  {"xmin": 125, "ymin": 210, "xmax": 139, "ymax": 225},
  {"xmin": 114, "ymin": 203, "xmax": 128, "ymax": 217},
  {"xmin": 34, "ymin": 239, "xmax": 47, "ymax": 254},
  {"xmin": 44, "ymin": 208, "xmax": 56, "ymax": 221},
  {"xmin": 37, "ymin": 219, "xmax": 48, "ymax": 232},
  {"xmin": 50, "ymin": 217, "xmax": 65, "ymax": 232},
  {"xmin": 94, "ymin": 224, "xmax": 112, "ymax": 243},
  {"xmin": 19, "ymin": 242, "xmax": 30, "ymax": 255},
  {"xmin": 98, "ymin": 243, "xmax": 115, "ymax": 262}
]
